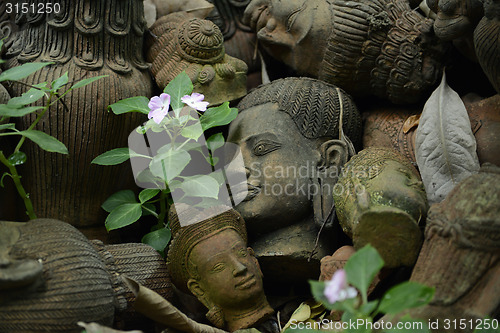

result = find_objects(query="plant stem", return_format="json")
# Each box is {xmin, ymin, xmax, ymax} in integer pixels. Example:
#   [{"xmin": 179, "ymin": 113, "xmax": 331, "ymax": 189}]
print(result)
[
  {"xmin": 0, "ymin": 151, "xmax": 37, "ymax": 219},
  {"xmin": 14, "ymin": 92, "xmax": 53, "ymax": 153},
  {"xmin": 157, "ymin": 189, "xmax": 167, "ymax": 228}
]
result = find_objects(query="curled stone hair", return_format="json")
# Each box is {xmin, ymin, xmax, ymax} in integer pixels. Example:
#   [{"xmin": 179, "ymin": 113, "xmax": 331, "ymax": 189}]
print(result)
[
  {"xmin": 166, "ymin": 204, "xmax": 247, "ymax": 294},
  {"xmin": 237, "ymin": 77, "xmax": 363, "ymax": 148},
  {"xmin": 319, "ymin": 0, "xmax": 445, "ymax": 104}
]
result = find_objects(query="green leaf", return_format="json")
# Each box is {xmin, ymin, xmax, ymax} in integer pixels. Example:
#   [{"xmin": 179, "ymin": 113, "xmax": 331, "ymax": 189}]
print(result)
[
  {"xmin": 359, "ymin": 300, "xmax": 379, "ymax": 316},
  {"xmin": 0, "ymin": 123, "xmax": 16, "ymax": 131},
  {"xmin": 181, "ymin": 123, "xmax": 204, "ymax": 141},
  {"xmin": 102, "ymin": 190, "xmax": 137, "ymax": 213},
  {"xmin": 19, "ymin": 130, "xmax": 68, "ymax": 154},
  {"xmin": 378, "ymin": 281, "xmax": 434, "ymax": 315},
  {"xmin": 139, "ymin": 188, "xmax": 160, "ymax": 203},
  {"xmin": 180, "ymin": 175, "xmax": 220, "ymax": 199},
  {"xmin": 200, "ymin": 102, "xmax": 238, "ymax": 131},
  {"xmin": 92, "ymin": 147, "xmax": 131, "ymax": 165},
  {"xmin": 344, "ymin": 244, "xmax": 384, "ymax": 302},
  {"xmin": 206, "ymin": 133, "xmax": 225, "ymax": 152},
  {"xmin": 150, "ymin": 149, "xmax": 191, "ymax": 182},
  {"xmin": 142, "ymin": 228, "xmax": 171, "ymax": 255},
  {"xmin": 7, "ymin": 151, "xmax": 27, "ymax": 166},
  {"xmin": 108, "ymin": 96, "xmax": 150, "ymax": 115},
  {"xmin": 142, "ymin": 202, "xmax": 157, "ymax": 216},
  {"xmin": 8, "ymin": 88, "xmax": 46, "ymax": 106},
  {"xmin": 157, "ymin": 142, "xmax": 202, "ymax": 154},
  {"xmin": 51, "ymin": 72, "xmax": 69, "ymax": 91},
  {"xmin": 0, "ymin": 105, "xmax": 44, "ymax": 117},
  {"xmin": 105, "ymin": 203, "xmax": 143, "ymax": 231},
  {"xmin": 70, "ymin": 75, "xmax": 108, "ymax": 90},
  {"xmin": 0, "ymin": 62, "xmax": 53, "ymax": 82},
  {"xmin": 163, "ymin": 71, "xmax": 193, "ymax": 110}
]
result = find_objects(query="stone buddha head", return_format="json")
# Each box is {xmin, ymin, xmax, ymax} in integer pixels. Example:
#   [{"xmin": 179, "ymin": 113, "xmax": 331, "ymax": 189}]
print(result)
[
  {"xmin": 167, "ymin": 205, "xmax": 273, "ymax": 332},
  {"xmin": 243, "ymin": 0, "xmax": 445, "ymax": 104},
  {"xmin": 333, "ymin": 147, "xmax": 428, "ymax": 268},
  {"xmin": 227, "ymin": 77, "xmax": 362, "ymax": 284}
]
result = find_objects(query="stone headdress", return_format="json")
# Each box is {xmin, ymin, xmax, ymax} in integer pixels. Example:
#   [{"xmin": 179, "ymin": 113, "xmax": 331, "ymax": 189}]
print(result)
[
  {"xmin": 319, "ymin": 0, "xmax": 446, "ymax": 104},
  {"xmin": 166, "ymin": 204, "xmax": 247, "ymax": 294},
  {"xmin": 147, "ymin": 12, "xmax": 248, "ymax": 105},
  {"xmin": 237, "ymin": 77, "xmax": 363, "ymax": 148}
]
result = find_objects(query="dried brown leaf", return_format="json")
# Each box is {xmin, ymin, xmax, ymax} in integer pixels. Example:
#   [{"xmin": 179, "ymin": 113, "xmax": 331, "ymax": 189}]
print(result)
[{"xmin": 123, "ymin": 276, "xmax": 227, "ymax": 333}]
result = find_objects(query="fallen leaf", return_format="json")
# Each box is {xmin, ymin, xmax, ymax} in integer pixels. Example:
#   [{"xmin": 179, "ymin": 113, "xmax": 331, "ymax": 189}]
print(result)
[
  {"xmin": 403, "ymin": 114, "xmax": 421, "ymax": 134},
  {"xmin": 77, "ymin": 322, "xmax": 142, "ymax": 333},
  {"xmin": 122, "ymin": 276, "xmax": 227, "ymax": 333},
  {"xmin": 415, "ymin": 72, "xmax": 480, "ymax": 204}
]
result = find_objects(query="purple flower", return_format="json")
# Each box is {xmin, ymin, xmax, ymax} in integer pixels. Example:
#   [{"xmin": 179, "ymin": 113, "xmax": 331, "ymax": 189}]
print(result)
[
  {"xmin": 324, "ymin": 269, "xmax": 358, "ymax": 304},
  {"xmin": 181, "ymin": 92, "xmax": 209, "ymax": 112},
  {"xmin": 148, "ymin": 93, "xmax": 171, "ymax": 124}
]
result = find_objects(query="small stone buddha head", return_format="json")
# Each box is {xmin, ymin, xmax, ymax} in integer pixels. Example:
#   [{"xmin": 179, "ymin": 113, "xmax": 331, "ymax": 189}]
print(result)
[
  {"xmin": 147, "ymin": 12, "xmax": 248, "ymax": 105},
  {"xmin": 333, "ymin": 147, "xmax": 428, "ymax": 267},
  {"xmin": 166, "ymin": 204, "xmax": 273, "ymax": 332}
]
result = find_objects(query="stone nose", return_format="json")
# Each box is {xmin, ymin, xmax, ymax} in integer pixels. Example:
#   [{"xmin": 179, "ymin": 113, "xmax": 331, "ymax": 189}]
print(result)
[{"xmin": 231, "ymin": 257, "xmax": 248, "ymax": 277}]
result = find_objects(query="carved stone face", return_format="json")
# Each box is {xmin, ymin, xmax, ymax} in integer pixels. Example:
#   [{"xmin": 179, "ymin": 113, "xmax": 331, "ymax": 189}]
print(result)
[
  {"xmin": 364, "ymin": 160, "xmax": 428, "ymax": 220},
  {"xmin": 333, "ymin": 148, "xmax": 428, "ymax": 267},
  {"xmin": 243, "ymin": 0, "xmax": 331, "ymax": 76},
  {"xmin": 227, "ymin": 102, "xmax": 324, "ymax": 235},
  {"xmin": 188, "ymin": 229, "xmax": 265, "ymax": 308}
]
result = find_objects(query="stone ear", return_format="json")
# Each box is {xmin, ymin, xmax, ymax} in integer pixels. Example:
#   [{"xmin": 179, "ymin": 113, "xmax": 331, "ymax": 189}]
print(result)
[
  {"xmin": 311, "ymin": 140, "xmax": 348, "ymax": 229},
  {"xmin": 319, "ymin": 139, "xmax": 349, "ymax": 169},
  {"xmin": 187, "ymin": 278, "xmax": 205, "ymax": 299}
]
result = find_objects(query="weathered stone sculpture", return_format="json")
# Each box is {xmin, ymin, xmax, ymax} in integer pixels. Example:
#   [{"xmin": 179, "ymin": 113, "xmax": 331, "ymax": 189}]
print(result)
[
  {"xmin": 427, "ymin": 0, "xmax": 484, "ymax": 60},
  {"xmin": 474, "ymin": 0, "xmax": 500, "ymax": 93},
  {"xmin": 167, "ymin": 204, "xmax": 274, "ymax": 332},
  {"xmin": 405, "ymin": 164, "xmax": 500, "ymax": 331},
  {"xmin": 205, "ymin": 0, "xmax": 259, "ymax": 72},
  {"xmin": 146, "ymin": 12, "xmax": 248, "ymax": 105},
  {"xmin": 243, "ymin": 0, "xmax": 446, "ymax": 104},
  {"xmin": 227, "ymin": 77, "xmax": 362, "ymax": 286},
  {"xmin": 363, "ymin": 95, "xmax": 500, "ymax": 168},
  {"xmin": 0, "ymin": 219, "xmax": 172, "ymax": 333},
  {"xmin": 3, "ymin": 0, "xmax": 153, "ymax": 227},
  {"xmin": 333, "ymin": 147, "xmax": 428, "ymax": 268}
]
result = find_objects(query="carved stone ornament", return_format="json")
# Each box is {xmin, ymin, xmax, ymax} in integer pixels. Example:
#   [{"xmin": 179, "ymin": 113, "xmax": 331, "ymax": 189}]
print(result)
[
  {"xmin": 363, "ymin": 95, "xmax": 500, "ymax": 168},
  {"xmin": 474, "ymin": 0, "xmax": 500, "ymax": 94},
  {"xmin": 147, "ymin": 12, "xmax": 248, "ymax": 105},
  {"xmin": 2, "ymin": 0, "xmax": 153, "ymax": 226},
  {"xmin": 243, "ymin": 0, "xmax": 447, "ymax": 104},
  {"xmin": 0, "ymin": 219, "xmax": 172, "ymax": 333},
  {"xmin": 405, "ymin": 164, "xmax": 500, "ymax": 330},
  {"xmin": 228, "ymin": 77, "xmax": 362, "ymax": 286},
  {"xmin": 333, "ymin": 147, "xmax": 428, "ymax": 268},
  {"xmin": 166, "ymin": 204, "xmax": 274, "ymax": 332},
  {"xmin": 427, "ymin": 0, "xmax": 484, "ymax": 60}
]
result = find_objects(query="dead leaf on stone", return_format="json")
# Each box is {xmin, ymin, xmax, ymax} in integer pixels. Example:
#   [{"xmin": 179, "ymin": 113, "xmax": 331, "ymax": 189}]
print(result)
[
  {"xmin": 77, "ymin": 322, "xmax": 142, "ymax": 333},
  {"xmin": 415, "ymin": 72, "xmax": 480, "ymax": 204},
  {"xmin": 122, "ymin": 276, "xmax": 227, "ymax": 333},
  {"xmin": 403, "ymin": 114, "xmax": 421, "ymax": 134}
]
